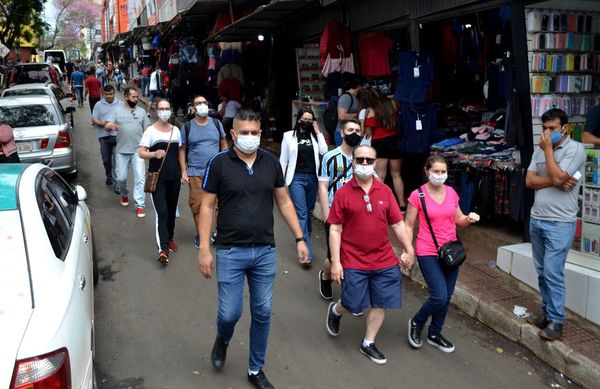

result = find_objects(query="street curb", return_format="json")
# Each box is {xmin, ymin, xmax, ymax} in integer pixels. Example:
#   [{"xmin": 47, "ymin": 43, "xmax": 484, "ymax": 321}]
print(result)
[{"xmin": 311, "ymin": 201, "xmax": 599, "ymax": 388}]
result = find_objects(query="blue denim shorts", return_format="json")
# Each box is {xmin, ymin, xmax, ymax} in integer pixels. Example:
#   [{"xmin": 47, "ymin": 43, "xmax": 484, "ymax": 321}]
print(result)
[{"xmin": 341, "ymin": 265, "xmax": 402, "ymax": 314}]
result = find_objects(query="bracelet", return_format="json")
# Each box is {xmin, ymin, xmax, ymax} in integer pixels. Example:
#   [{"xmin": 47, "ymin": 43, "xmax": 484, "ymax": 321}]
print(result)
[{"xmin": 295, "ymin": 236, "xmax": 306, "ymax": 243}]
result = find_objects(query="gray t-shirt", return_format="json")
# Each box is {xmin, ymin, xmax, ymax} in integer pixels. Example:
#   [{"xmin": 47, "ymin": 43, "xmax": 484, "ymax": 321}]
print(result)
[
  {"xmin": 108, "ymin": 106, "xmax": 151, "ymax": 154},
  {"xmin": 338, "ymin": 93, "xmax": 358, "ymax": 114},
  {"xmin": 181, "ymin": 118, "xmax": 226, "ymax": 176},
  {"xmin": 528, "ymin": 137, "xmax": 586, "ymax": 222},
  {"xmin": 92, "ymin": 98, "xmax": 123, "ymax": 138}
]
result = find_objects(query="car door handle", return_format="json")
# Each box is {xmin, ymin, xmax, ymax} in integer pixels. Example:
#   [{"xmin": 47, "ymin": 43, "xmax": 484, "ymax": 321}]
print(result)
[
  {"xmin": 79, "ymin": 274, "xmax": 86, "ymax": 290},
  {"xmin": 83, "ymin": 234, "xmax": 89, "ymax": 243}
]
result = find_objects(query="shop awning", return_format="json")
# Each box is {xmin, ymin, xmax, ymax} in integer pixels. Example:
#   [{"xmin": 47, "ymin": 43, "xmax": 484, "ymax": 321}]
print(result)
[
  {"xmin": 161, "ymin": 0, "xmax": 229, "ymax": 37},
  {"xmin": 204, "ymin": 0, "xmax": 318, "ymax": 43}
]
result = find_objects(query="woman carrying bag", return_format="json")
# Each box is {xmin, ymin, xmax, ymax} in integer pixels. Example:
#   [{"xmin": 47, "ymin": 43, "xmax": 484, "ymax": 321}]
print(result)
[
  {"xmin": 280, "ymin": 107, "xmax": 328, "ymax": 266},
  {"xmin": 404, "ymin": 155, "xmax": 480, "ymax": 353},
  {"xmin": 139, "ymin": 99, "xmax": 183, "ymax": 265}
]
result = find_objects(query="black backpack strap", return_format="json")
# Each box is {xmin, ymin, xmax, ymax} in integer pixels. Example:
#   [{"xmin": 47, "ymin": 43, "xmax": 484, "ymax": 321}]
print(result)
[
  {"xmin": 184, "ymin": 120, "xmax": 192, "ymax": 162},
  {"xmin": 418, "ymin": 187, "xmax": 440, "ymax": 250}
]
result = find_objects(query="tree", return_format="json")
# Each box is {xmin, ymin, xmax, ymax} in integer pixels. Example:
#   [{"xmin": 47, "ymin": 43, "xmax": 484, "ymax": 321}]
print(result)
[
  {"xmin": 40, "ymin": 0, "xmax": 99, "ymax": 50},
  {"xmin": 0, "ymin": 0, "xmax": 47, "ymax": 48}
]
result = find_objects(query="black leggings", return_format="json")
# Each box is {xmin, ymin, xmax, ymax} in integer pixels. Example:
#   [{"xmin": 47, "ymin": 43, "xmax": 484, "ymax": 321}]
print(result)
[{"xmin": 151, "ymin": 178, "xmax": 181, "ymax": 251}]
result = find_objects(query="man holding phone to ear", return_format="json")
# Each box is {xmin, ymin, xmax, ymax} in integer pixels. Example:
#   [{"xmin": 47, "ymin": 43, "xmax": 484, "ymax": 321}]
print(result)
[{"xmin": 525, "ymin": 108, "xmax": 585, "ymax": 341}]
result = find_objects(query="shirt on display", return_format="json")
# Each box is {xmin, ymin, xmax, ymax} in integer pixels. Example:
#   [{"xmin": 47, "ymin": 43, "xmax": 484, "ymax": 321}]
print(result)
[
  {"xmin": 320, "ymin": 21, "xmax": 351, "ymax": 68},
  {"xmin": 359, "ymin": 33, "xmax": 394, "ymax": 77},
  {"xmin": 395, "ymin": 51, "xmax": 434, "ymax": 103},
  {"xmin": 398, "ymin": 102, "xmax": 437, "ymax": 153}
]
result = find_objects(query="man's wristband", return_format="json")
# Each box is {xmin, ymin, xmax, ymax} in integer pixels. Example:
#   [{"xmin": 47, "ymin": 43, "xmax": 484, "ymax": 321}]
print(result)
[{"xmin": 295, "ymin": 236, "xmax": 306, "ymax": 243}]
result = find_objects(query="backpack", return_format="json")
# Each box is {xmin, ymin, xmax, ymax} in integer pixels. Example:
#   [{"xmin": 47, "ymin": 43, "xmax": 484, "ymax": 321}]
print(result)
[
  {"xmin": 323, "ymin": 92, "xmax": 353, "ymax": 136},
  {"xmin": 183, "ymin": 117, "xmax": 223, "ymax": 163}
]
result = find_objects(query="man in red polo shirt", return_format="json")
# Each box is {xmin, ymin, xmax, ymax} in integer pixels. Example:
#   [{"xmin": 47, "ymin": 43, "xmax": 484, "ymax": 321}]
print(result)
[
  {"xmin": 84, "ymin": 70, "xmax": 102, "ymax": 113},
  {"xmin": 325, "ymin": 145, "xmax": 415, "ymax": 365}
]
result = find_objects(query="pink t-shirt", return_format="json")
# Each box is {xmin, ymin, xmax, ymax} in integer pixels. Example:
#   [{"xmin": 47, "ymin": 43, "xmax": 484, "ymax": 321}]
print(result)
[{"xmin": 407, "ymin": 185, "xmax": 459, "ymax": 257}]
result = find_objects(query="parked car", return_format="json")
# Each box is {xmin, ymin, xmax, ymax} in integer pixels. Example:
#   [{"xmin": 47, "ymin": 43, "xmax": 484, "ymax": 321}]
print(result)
[
  {"xmin": 8, "ymin": 63, "xmax": 70, "ymax": 96},
  {"xmin": 2, "ymin": 82, "xmax": 75, "ymax": 126},
  {"xmin": 0, "ymin": 95, "xmax": 77, "ymax": 177},
  {"xmin": 0, "ymin": 163, "xmax": 96, "ymax": 389}
]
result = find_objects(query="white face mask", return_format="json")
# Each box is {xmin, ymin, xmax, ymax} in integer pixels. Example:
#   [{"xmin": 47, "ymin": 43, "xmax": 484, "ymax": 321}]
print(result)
[
  {"xmin": 236, "ymin": 134, "xmax": 260, "ymax": 154},
  {"xmin": 195, "ymin": 104, "xmax": 209, "ymax": 117},
  {"xmin": 157, "ymin": 110, "xmax": 171, "ymax": 122},
  {"xmin": 354, "ymin": 164, "xmax": 375, "ymax": 179},
  {"xmin": 428, "ymin": 172, "xmax": 448, "ymax": 186}
]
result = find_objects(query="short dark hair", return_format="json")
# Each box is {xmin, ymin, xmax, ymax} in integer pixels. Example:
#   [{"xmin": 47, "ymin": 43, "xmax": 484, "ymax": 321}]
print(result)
[
  {"xmin": 103, "ymin": 84, "xmax": 115, "ymax": 93},
  {"xmin": 541, "ymin": 108, "xmax": 568, "ymax": 126},
  {"xmin": 234, "ymin": 109, "xmax": 261, "ymax": 124},
  {"xmin": 192, "ymin": 95, "xmax": 207, "ymax": 105},
  {"xmin": 345, "ymin": 75, "xmax": 363, "ymax": 90},
  {"xmin": 339, "ymin": 118, "xmax": 360, "ymax": 131},
  {"xmin": 124, "ymin": 87, "xmax": 138, "ymax": 96}
]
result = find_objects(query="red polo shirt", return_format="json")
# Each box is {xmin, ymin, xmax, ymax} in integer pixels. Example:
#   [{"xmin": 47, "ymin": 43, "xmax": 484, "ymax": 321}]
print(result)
[
  {"xmin": 84, "ymin": 76, "xmax": 102, "ymax": 99},
  {"xmin": 327, "ymin": 177, "xmax": 403, "ymax": 270}
]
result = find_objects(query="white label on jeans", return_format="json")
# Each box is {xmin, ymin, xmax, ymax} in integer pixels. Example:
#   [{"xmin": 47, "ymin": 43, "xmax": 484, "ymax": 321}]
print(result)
[
  {"xmin": 413, "ymin": 67, "xmax": 420, "ymax": 78},
  {"xmin": 416, "ymin": 120, "xmax": 423, "ymax": 131}
]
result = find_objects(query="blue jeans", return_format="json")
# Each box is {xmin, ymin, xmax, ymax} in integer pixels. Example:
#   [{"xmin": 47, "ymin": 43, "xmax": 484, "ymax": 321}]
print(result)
[
  {"xmin": 413, "ymin": 256, "xmax": 460, "ymax": 336},
  {"xmin": 115, "ymin": 152, "xmax": 146, "ymax": 208},
  {"xmin": 74, "ymin": 86, "xmax": 83, "ymax": 105},
  {"xmin": 215, "ymin": 245, "xmax": 277, "ymax": 371},
  {"xmin": 288, "ymin": 172, "xmax": 318, "ymax": 260},
  {"xmin": 141, "ymin": 76, "xmax": 150, "ymax": 96},
  {"xmin": 529, "ymin": 218, "xmax": 575, "ymax": 323}
]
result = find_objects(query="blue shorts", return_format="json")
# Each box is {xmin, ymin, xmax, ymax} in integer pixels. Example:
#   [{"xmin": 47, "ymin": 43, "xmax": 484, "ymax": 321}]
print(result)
[{"xmin": 340, "ymin": 265, "xmax": 402, "ymax": 314}]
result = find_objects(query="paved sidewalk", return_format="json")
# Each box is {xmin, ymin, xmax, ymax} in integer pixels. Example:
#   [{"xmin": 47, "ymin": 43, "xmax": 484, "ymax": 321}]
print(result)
[{"xmin": 137, "ymin": 91, "xmax": 600, "ymax": 388}]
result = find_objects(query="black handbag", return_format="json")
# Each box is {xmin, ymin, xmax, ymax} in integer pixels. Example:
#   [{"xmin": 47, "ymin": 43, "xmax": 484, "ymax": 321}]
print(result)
[{"xmin": 418, "ymin": 188, "xmax": 467, "ymax": 268}]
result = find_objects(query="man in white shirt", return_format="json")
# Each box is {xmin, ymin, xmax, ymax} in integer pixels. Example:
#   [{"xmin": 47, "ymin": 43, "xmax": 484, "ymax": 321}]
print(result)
[
  {"xmin": 218, "ymin": 93, "xmax": 241, "ymax": 143},
  {"xmin": 149, "ymin": 66, "xmax": 164, "ymax": 105}
]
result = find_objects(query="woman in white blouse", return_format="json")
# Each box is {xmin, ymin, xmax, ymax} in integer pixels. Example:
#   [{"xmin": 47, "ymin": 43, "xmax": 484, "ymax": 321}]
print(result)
[{"xmin": 280, "ymin": 108, "xmax": 328, "ymax": 265}]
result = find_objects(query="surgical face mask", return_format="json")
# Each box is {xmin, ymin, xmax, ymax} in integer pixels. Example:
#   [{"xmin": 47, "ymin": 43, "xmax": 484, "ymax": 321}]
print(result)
[
  {"xmin": 550, "ymin": 131, "xmax": 564, "ymax": 144},
  {"xmin": 428, "ymin": 171, "xmax": 447, "ymax": 186},
  {"xmin": 344, "ymin": 132, "xmax": 362, "ymax": 147},
  {"xmin": 157, "ymin": 110, "xmax": 171, "ymax": 122},
  {"xmin": 354, "ymin": 164, "xmax": 375, "ymax": 179},
  {"xmin": 236, "ymin": 134, "xmax": 260, "ymax": 154},
  {"xmin": 195, "ymin": 104, "xmax": 209, "ymax": 117}
]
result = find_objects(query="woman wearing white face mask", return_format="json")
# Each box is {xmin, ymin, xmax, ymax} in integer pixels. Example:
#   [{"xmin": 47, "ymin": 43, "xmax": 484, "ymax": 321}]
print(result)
[
  {"xmin": 404, "ymin": 154, "xmax": 480, "ymax": 353},
  {"xmin": 139, "ymin": 99, "xmax": 184, "ymax": 264}
]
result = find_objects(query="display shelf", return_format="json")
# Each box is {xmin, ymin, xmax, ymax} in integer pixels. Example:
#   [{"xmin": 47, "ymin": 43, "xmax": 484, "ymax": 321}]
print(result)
[
  {"xmin": 530, "ymin": 49, "xmax": 600, "ymax": 53},
  {"xmin": 295, "ymin": 44, "xmax": 325, "ymax": 101}
]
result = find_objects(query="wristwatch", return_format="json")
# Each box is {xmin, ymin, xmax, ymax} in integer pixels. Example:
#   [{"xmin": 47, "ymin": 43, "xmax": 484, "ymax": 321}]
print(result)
[{"xmin": 295, "ymin": 236, "xmax": 306, "ymax": 243}]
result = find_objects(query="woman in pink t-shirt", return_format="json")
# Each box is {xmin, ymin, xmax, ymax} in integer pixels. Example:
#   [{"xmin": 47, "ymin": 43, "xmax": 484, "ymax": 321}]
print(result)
[{"xmin": 404, "ymin": 154, "xmax": 479, "ymax": 353}]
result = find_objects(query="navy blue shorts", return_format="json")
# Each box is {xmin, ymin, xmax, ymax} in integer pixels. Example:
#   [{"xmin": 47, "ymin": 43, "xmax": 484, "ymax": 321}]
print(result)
[{"xmin": 340, "ymin": 265, "xmax": 402, "ymax": 314}]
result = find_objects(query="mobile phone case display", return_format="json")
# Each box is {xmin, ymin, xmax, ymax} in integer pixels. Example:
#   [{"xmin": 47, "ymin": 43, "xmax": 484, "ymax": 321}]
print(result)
[
  {"xmin": 581, "ymin": 149, "xmax": 600, "ymax": 257},
  {"xmin": 526, "ymin": 8, "xmax": 600, "ymax": 126},
  {"xmin": 296, "ymin": 44, "xmax": 325, "ymax": 101}
]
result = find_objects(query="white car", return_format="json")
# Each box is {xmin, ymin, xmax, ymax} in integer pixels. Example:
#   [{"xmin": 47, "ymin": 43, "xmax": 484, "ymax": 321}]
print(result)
[{"xmin": 0, "ymin": 163, "xmax": 96, "ymax": 388}]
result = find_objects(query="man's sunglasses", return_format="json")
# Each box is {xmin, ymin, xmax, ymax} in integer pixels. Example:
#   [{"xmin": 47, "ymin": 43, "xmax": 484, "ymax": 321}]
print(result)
[{"xmin": 354, "ymin": 157, "xmax": 376, "ymax": 165}]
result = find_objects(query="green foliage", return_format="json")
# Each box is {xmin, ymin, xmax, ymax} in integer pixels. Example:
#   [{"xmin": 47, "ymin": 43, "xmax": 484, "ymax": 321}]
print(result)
[{"xmin": 0, "ymin": 0, "xmax": 48, "ymax": 48}]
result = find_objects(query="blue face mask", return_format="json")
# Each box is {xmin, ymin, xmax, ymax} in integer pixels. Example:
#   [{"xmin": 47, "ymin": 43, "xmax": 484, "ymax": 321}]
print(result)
[{"xmin": 549, "ymin": 131, "xmax": 564, "ymax": 144}]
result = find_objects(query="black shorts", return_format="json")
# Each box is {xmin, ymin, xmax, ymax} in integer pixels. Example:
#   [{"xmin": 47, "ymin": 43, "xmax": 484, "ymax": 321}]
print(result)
[{"xmin": 371, "ymin": 136, "xmax": 402, "ymax": 159}]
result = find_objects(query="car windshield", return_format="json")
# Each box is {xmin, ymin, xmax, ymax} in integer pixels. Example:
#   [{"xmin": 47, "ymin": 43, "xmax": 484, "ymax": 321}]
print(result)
[
  {"xmin": 3, "ymin": 89, "xmax": 48, "ymax": 97},
  {"xmin": 0, "ymin": 104, "xmax": 59, "ymax": 126},
  {"xmin": 13, "ymin": 65, "xmax": 51, "ymax": 84}
]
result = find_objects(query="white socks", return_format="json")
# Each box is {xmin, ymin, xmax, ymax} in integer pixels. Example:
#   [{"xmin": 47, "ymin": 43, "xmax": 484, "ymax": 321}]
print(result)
[
  {"xmin": 332, "ymin": 304, "xmax": 342, "ymax": 316},
  {"xmin": 362, "ymin": 339, "xmax": 374, "ymax": 348}
]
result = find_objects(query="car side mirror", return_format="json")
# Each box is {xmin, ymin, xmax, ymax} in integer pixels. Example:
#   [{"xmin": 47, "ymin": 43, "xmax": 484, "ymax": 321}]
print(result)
[
  {"xmin": 75, "ymin": 185, "xmax": 87, "ymax": 201},
  {"xmin": 65, "ymin": 106, "xmax": 75, "ymax": 114}
]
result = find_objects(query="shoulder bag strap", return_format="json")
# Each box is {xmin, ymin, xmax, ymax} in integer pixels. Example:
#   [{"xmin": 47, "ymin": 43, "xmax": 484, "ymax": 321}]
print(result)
[
  {"xmin": 156, "ymin": 127, "xmax": 174, "ymax": 175},
  {"xmin": 418, "ymin": 187, "xmax": 440, "ymax": 250}
]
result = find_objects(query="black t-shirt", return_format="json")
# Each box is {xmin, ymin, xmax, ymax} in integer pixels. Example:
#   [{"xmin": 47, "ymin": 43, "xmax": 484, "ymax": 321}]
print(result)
[
  {"xmin": 203, "ymin": 148, "xmax": 285, "ymax": 247},
  {"xmin": 585, "ymin": 105, "xmax": 600, "ymax": 137},
  {"xmin": 295, "ymin": 131, "xmax": 316, "ymax": 174}
]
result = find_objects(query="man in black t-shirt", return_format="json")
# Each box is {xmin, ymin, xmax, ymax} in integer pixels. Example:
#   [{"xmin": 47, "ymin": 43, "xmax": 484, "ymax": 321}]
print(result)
[
  {"xmin": 582, "ymin": 105, "xmax": 600, "ymax": 145},
  {"xmin": 198, "ymin": 110, "xmax": 308, "ymax": 389}
]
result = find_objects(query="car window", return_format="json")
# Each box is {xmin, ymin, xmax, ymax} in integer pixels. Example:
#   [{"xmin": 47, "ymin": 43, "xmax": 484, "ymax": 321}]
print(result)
[
  {"xmin": 14, "ymin": 68, "xmax": 51, "ymax": 84},
  {"xmin": 0, "ymin": 104, "xmax": 59, "ymax": 126},
  {"xmin": 3, "ymin": 89, "xmax": 48, "ymax": 97},
  {"xmin": 36, "ymin": 173, "xmax": 73, "ymax": 260},
  {"xmin": 44, "ymin": 169, "xmax": 77, "ymax": 224},
  {"xmin": 51, "ymin": 86, "xmax": 66, "ymax": 100}
]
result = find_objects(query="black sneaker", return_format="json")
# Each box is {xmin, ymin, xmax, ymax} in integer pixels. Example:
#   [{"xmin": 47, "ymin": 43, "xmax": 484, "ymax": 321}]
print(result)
[
  {"xmin": 538, "ymin": 322, "xmax": 563, "ymax": 341},
  {"xmin": 326, "ymin": 302, "xmax": 341, "ymax": 336},
  {"xmin": 210, "ymin": 336, "xmax": 228, "ymax": 371},
  {"xmin": 247, "ymin": 369, "xmax": 274, "ymax": 389},
  {"xmin": 360, "ymin": 343, "xmax": 387, "ymax": 364},
  {"xmin": 319, "ymin": 270, "xmax": 333, "ymax": 300},
  {"xmin": 527, "ymin": 312, "xmax": 549, "ymax": 329},
  {"xmin": 105, "ymin": 178, "xmax": 113, "ymax": 185},
  {"xmin": 408, "ymin": 319, "xmax": 423, "ymax": 349},
  {"xmin": 427, "ymin": 334, "xmax": 455, "ymax": 353}
]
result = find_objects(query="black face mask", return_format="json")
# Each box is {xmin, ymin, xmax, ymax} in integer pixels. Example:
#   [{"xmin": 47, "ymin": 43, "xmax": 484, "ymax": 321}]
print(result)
[
  {"xmin": 300, "ymin": 121, "xmax": 313, "ymax": 132},
  {"xmin": 126, "ymin": 99, "xmax": 137, "ymax": 108},
  {"xmin": 344, "ymin": 132, "xmax": 362, "ymax": 147}
]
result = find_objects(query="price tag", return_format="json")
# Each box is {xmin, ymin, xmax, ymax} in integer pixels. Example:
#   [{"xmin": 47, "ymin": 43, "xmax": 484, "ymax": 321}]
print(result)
[
  {"xmin": 416, "ymin": 120, "xmax": 423, "ymax": 131},
  {"xmin": 413, "ymin": 67, "xmax": 420, "ymax": 78}
]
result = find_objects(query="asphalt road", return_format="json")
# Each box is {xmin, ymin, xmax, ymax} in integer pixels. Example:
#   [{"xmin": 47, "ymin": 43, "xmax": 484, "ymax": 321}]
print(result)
[{"xmin": 68, "ymin": 95, "xmax": 579, "ymax": 389}]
